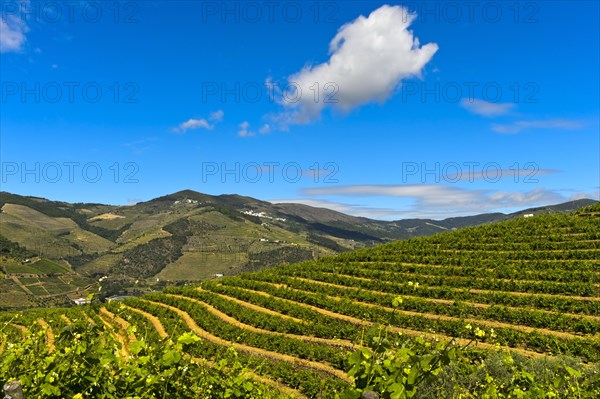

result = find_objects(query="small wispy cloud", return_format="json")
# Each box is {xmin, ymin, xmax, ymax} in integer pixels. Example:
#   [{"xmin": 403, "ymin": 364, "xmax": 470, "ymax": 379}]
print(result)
[
  {"xmin": 460, "ymin": 98, "xmax": 516, "ymax": 117},
  {"xmin": 270, "ymin": 198, "xmax": 400, "ymax": 219},
  {"xmin": 271, "ymin": 198, "xmax": 358, "ymax": 214},
  {"xmin": 172, "ymin": 110, "xmax": 224, "ymax": 134},
  {"xmin": 237, "ymin": 121, "xmax": 255, "ymax": 137},
  {"xmin": 259, "ymin": 124, "xmax": 271, "ymax": 134},
  {"xmin": 177, "ymin": 119, "xmax": 211, "ymax": 131},
  {"xmin": 237, "ymin": 121, "xmax": 272, "ymax": 137},
  {"xmin": 272, "ymin": 184, "xmax": 589, "ymax": 219},
  {"xmin": 209, "ymin": 110, "xmax": 224, "ymax": 122},
  {"xmin": 0, "ymin": 1, "xmax": 29, "ymax": 53},
  {"xmin": 300, "ymin": 184, "xmax": 573, "ymax": 218},
  {"xmin": 445, "ymin": 168, "xmax": 558, "ymax": 182},
  {"xmin": 492, "ymin": 119, "xmax": 584, "ymax": 134},
  {"xmin": 123, "ymin": 137, "xmax": 158, "ymax": 154}
]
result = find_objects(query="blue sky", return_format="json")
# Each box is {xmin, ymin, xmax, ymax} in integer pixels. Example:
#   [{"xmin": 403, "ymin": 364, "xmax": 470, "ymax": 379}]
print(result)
[{"xmin": 1, "ymin": 0, "xmax": 598, "ymax": 219}]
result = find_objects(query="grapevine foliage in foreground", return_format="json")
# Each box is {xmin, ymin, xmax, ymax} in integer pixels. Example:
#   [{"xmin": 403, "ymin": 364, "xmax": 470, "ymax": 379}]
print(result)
[
  {"xmin": 2, "ymin": 208, "xmax": 600, "ymax": 398},
  {"xmin": 0, "ymin": 314, "xmax": 288, "ymax": 399},
  {"xmin": 1, "ymin": 301, "xmax": 600, "ymax": 398},
  {"xmin": 340, "ymin": 298, "xmax": 600, "ymax": 398}
]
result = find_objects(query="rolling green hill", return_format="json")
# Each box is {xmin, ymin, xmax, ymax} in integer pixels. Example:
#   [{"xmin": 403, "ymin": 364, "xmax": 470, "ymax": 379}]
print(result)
[
  {"xmin": 0, "ymin": 236, "xmax": 96, "ymax": 309},
  {"xmin": 1, "ymin": 203, "xmax": 599, "ymax": 398},
  {"xmin": 0, "ymin": 190, "xmax": 596, "ymax": 302}
]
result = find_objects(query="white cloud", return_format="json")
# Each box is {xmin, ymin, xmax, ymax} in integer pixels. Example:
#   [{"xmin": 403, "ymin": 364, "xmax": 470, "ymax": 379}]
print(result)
[
  {"xmin": 259, "ymin": 124, "xmax": 271, "ymax": 134},
  {"xmin": 178, "ymin": 119, "xmax": 211, "ymax": 131},
  {"xmin": 209, "ymin": 110, "xmax": 224, "ymax": 122},
  {"xmin": 172, "ymin": 110, "xmax": 224, "ymax": 133},
  {"xmin": 270, "ymin": 198, "xmax": 402, "ymax": 219},
  {"xmin": 301, "ymin": 184, "xmax": 569, "ymax": 216},
  {"xmin": 123, "ymin": 137, "xmax": 158, "ymax": 154},
  {"xmin": 237, "ymin": 121, "xmax": 255, "ymax": 137},
  {"xmin": 486, "ymin": 189, "xmax": 566, "ymax": 207},
  {"xmin": 237, "ymin": 121, "xmax": 271, "ymax": 137},
  {"xmin": 273, "ymin": 5, "xmax": 438, "ymax": 127},
  {"xmin": 271, "ymin": 198, "xmax": 360, "ymax": 214},
  {"xmin": 570, "ymin": 191, "xmax": 600, "ymax": 201},
  {"xmin": 274, "ymin": 184, "xmax": 598, "ymax": 220},
  {"xmin": 445, "ymin": 168, "xmax": 558, "ymax": 182},
  {"xmin": 492, "ymin": 119, "xmax": 584, "ymax": 134},
  {"xmin": 236, "ymin": 123, "xmax": 270, "ymax": 138},
  {"xmin": 460, "ymin": 98, "xmax": 515, "ymax": 117},
  {"xmin": 0, "ymin": 2, "xmax": 29, "ymax": 53}
]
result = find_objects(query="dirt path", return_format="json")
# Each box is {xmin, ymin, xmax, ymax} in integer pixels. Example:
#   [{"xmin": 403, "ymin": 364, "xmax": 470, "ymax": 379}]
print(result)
[
  {"xmin": 125, "ymin": 304, "xmax": 306, "ymax": 398},
  {"xmin": 358, "ymin": 258, "xmax": 599, "ymax": 265},
  {"xmin": 198, "ymin": 287, "xmax": 305, "ymax": 324},
  {"xmin": 468, "ymin": 288, "xmax": 600, "ymax": 302},
  {"xmin": 11, "ymin": 324, "xmax": 28, "ymax": 334},
  {"xmin": 358, "ymin": 260, "xmax": 600, "ymax": 276},
  {"xmin": 36, "ymin": 283, "xmax": 96, "ymax": 300},
  {"xmin": 250, "ymin": 374, "xmax": 309, "ymax": 399},
  {"xmin": 294, "ymin": 277, "xmax": 600, "ymax": 323},
  {"xmin": 325, "ymin": 269, "xmax": 600, "ymax": 293},
  {"xmin": 85, "ymin": 314, "xmax": 97, "ymax": 326},
  {"xmin": 231, "ymin": 285, "xmax": 548, "ymax": 360},
  {"xmin": 100, "ymin": 307, "xmax": 137, "ymax": 343},
  {"xmin": 123, "ymin": 305, "xmax": 169, "ymax": 339},
  {"xmin": 321, "ymin": 271, "xmax": 600, "ymax": 302},
  {"xmin": 145, "ymin": 299, "xmax": 352, "ymax": 383},
  {"xmin": 11, "ymin": 276, "xmax": 33, "ymax": 295},
  {"xmin": 100, "ymin": 308, "xmax": 137, "ymax": 342},
  {"xmin": 437, "ymin": 248, "xmax": 600, "ymax": 254},
  {"xmin": 37, "ymin": 319, "xmax": 55, "ymax": 353},
  {"xmin": 97, "ymin": 312, "xmax": 128, "ymax": 357},
  {"xmin": 98, "ymin": 308, "xmax": 135, "ymax": 358},
  {"xmin": 446, "ymin": 239, "xmax": 600, "ymax": 245},
  {"xmin": 189, "ymin": 356, "xmax": 308, "ymax": 399},
  {"xmin": 194, "ymin": 355, "xmax": 309, "ymax": 398},
  {"xmin": 166, "ymin": 294, "xmax": 356, "ymax": 350},
  {"xmin": 266, "ymin": 281, "xmax": 588, "ymax": 341}
]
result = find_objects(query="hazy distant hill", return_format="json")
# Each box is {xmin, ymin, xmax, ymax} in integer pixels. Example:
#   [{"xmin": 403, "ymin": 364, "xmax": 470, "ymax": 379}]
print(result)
[{"xmin": 0, "ymin": 190, "xmax": 596, "ymax": 283}]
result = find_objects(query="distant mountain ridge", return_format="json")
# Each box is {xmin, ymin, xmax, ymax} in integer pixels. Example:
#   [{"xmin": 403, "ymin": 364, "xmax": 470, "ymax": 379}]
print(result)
[{"xmin": 0, "ymin": 190, "xmax": 596, "ymax": 282}]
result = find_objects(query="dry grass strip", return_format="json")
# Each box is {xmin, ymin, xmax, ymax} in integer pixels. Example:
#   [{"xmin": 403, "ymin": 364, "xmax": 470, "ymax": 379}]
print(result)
[
  {"xmin": 37, "ymin": 319, "xmax": 55, "ymax": 353},
  {"xmin": 232, "ymin": 285, "xmax": 548, "ymax": 360},
  {"xmin": 168, "ymin": 293, "xmax": 355, "ymax": 350},
  {"xmin": 98, "ymin": 309, "xmax": 130, "ymax": 358},
  {"xmin": 295, "ymin": 277, "xmax": 600, "ymax": 323},
  {"xmin": 125, "ymin": 304, "xmax": 306, "ymax": 398},
  {"xmin": 198, "ymin": 287, "xmax": 305, "ymax": 324},
  {"xmin": 123, "ymin": 305, "xmax": 169, "ymax": 339},
  {"xmin": 265, "ymin": 281, "xmax": 585, "ymax": 341},
  {"xmin": 145, "ymin": 299, "xmax": 352, "ymax": 383}
]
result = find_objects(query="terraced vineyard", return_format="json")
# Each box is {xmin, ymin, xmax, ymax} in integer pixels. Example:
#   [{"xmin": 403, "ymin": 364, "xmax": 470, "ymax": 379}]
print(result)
[{"xmin": 1, "ymin": 205, "xmax": 599, "ymax": 398}]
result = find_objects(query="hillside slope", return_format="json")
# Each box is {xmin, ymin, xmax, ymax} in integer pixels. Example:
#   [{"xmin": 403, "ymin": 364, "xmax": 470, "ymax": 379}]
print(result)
[
  {"xmin": 2, "ymin": 203, "xmax": 599, "ymax": 398},
  {"xmin": 0, "ymin": 191, "xmax": 596, "ymax": 284}
]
